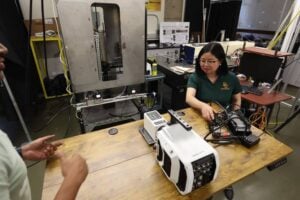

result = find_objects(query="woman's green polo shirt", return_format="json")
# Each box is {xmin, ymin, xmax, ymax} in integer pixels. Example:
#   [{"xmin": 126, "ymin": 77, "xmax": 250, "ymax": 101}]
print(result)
[{"xmin": 187, "ymin": 72, "xmax": 242, "ymax": 107}]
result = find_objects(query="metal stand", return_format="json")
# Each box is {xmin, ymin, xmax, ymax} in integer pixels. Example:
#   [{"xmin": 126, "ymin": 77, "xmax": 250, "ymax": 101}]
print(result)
[
  {"xmin": 74, "ymin": 93, "xmax": 147, "ymax": 133},
  {"xmin": 275, "ymin": 88, "xmax": 300, "ymax": 133},
  {"xmin": 0, "ymin": 71, "xmax": 32, "ymax": 142},
  {"xmin": 275, "ymin": 107, "xmax": 300, "ymax": 133}
]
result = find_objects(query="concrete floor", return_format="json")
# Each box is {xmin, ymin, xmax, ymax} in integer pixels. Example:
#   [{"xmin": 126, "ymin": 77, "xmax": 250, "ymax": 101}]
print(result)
[
  {"xmin": 215, "ymin": 85, "xmax": 300, "ymax": 200},
  {"xmin": 1, "ymin": 85, "xmax": 299, "ymax": 200},
  {"xmin": 215, "ymin": 104, "xmax": 300, "ymax": 200}
]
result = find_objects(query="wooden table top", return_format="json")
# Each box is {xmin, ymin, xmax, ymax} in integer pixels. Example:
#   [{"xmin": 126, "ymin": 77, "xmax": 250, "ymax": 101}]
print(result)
[
  {"xmin": 244, "ymin": 47, "xmax": 293, "ymax": 57},
  {"xmin": 42, "ymin": 108, "xmax": 293, "ymax": 200},
  {"xmin": 241, "ymin": 90, "xmax": 291, "ymax": 106},
  {"xmin": 240, "ymin": 81, "xmax": 292, "ymax": 106}
]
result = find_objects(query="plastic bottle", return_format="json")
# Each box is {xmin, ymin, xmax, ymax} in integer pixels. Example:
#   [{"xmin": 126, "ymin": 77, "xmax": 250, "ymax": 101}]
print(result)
[{"xmin": 152, "ymin": 62, "xmax": 158, "ymax": 76}]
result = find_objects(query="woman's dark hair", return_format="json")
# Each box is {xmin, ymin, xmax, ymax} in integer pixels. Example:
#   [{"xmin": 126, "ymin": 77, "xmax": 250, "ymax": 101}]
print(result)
[{"xmin": 195, "ymin": 42, "xmax": 228, "ymax": 76}]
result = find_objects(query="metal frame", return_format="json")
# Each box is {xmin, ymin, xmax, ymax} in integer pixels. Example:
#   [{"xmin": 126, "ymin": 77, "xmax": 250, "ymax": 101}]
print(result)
[{"xmin": 30, "ymin": 36, "xmax": 70, "ymax": 99}]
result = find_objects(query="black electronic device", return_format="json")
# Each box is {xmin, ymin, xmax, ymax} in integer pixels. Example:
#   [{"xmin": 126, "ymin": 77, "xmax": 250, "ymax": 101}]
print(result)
[
  {"xmin": 227, "ymin": 110, "xmax": 252, "ymax": 137},
  {"xmin": 241, "ymin": 85, "xmax": 263, "ymax": 96},
  {"xmin": 238, "ymin": 52, "xmax": 283, "ymax": 95},
  {"xmin": 209, "ymin": 111, "xmax": 227, "ymax": 138},
  {"xmin": 206, "ymin": 109, "xmax": 260, "ymax": 148},
  {"xmin": 239, "ymin": 134, "xmax": 260, "ymax": 148},
  {"xmin": 209, "ymin": 121, "xmax": 222, "ymax": 138},
  {"xmin": 207, "ymin": 111, "xmax": 237, "ymax": 145},
  {"xmin": 227, "ymin": 110, "xmax": 260, "ymax": 148}
]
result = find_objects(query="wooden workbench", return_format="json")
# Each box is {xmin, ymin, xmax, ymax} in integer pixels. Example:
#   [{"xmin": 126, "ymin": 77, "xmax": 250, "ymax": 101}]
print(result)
[{"xmin": 42, "ymin": 108, "xmax": 293, "ymax": 200}]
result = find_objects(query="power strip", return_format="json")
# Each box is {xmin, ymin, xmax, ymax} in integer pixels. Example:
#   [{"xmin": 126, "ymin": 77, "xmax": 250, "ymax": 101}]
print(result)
[{"xmin": 267, "ymin": 157, "xmax": 287, "ymax": 171}]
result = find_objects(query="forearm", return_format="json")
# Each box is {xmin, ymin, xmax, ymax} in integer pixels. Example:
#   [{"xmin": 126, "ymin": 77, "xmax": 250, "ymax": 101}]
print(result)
[
  {"xmin": 232, "ymin": 93, "xmax": 241, "ymax": 110},
  {"xmin": 54, "ymin": 177, "xmax": 83, "ymax": 200},
  {"xmin": 186, "ymin": 87, "xmax": 214, "ymax": 121},
  {"xmin": 186, "ymin": 95, "xmax": 208, "ymax": 110}
]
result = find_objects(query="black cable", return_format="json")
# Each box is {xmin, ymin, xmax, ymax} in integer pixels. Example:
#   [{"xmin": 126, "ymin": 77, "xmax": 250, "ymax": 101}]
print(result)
[
  {"xmin": 63, "ymin": 105, "xmax": 72, "ymax": 138},
  {"xmin": 284, "ymin": 57, "xmax": 300, "ymax": 69},
  {"xmin": 26, "ymin": 160, "xmax": 42, "ymax": 168},
  {"xmin": 204, "ymin": 130, "xmax": 238, "ymax": 145},
  {"xmin": 212, "ymin": 101, "xmax": 230, "ymax": 120},
  {"xmin": 109, "ymin": 111, "xmax": 140, "ymax": 118},
  {"xmin": 25, "ymin": 0, "xmax": 33, "ymax": 106},
  {"xmin": 206, "ymin": 138, "xmax": 236, "ymax": 145},
  {"xmin": 205, "ymin": 118, "xmax": 233, "ymax": 144},
  {"xmin": 213, "ymin": 101, "xmax": 227, "ymax": 111},
  {"xmin": 109, "ymin": 100, "xmax": 139, "ymax": 118},
  {"xmin": 213, "ymin": 30, "xmax": 222, "ymax": 42},
  {"xmin": 41, "ymin": 0, "xmax": 49, "ymax": 77},
  {"xmin": 14, "ymin": 0, "xmax": 24, "ymax": 19},
  {"xmin": 204, "ymin": 131, "xmax": 213, "ymax": 140},
  {"xmin": 31, "ymin": 105, "xmax": 71, "ymax": 132},
  {"xmin": 204, "ymin": 108, "xmax": 252, "ymax": 145},
  {"xmin": 28, "ymin": 0, "xmax": 33, "ymax": 43}
]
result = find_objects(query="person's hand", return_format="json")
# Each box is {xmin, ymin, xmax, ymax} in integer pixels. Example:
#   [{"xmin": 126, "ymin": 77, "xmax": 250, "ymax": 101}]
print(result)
[
  {"xmin": 21, "ymin": 135, "xmax": 62, "ymax": 161},
  {"xmin": 200, "ymin": 103, "xmax": 215, "ymax": 121},
  {"xmin": 58, "ymin": 153, "xmax": 88, "ymax": 185},
  {"xmin": 54, "ymin": 153, "xmax": 88, "ymax": 200},
  {"xmin": 0, "ymin": 43, "xmax": 8, "ymax": 79}
]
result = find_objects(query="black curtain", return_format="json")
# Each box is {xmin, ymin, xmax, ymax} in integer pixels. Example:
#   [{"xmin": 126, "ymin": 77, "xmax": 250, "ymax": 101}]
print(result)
[
  {"xmin": 184, "ymin": 0, "xmax": 241, "ymax": 42},
  {"xmin": 184, "ymin": 0, "xmax": 210, "ymax": 33},
  {"xmin": 206, "ymin": 0, "xmax": 242, "ymax": 41},
  {"xmin": 0, "ymin": 0, "xmax": 40, "ymax": 120}
]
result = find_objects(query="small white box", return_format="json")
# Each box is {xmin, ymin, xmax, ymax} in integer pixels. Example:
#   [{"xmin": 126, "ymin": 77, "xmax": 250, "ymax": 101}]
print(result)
[{"xmin": 144, "ymin": 110, "xmax": 167, "ymax": 141}]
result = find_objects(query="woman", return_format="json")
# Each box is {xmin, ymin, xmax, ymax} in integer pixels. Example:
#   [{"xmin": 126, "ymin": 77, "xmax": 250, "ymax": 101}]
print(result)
[{"xmin": 186, "ymin": 42, "xmax": 242, "ymax": 121}]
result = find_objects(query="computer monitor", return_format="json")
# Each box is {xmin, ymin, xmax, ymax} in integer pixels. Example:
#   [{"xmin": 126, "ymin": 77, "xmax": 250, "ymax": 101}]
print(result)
[{"xmin": 238, "ymin": 52, "xmax": 283, "ymax": 87}]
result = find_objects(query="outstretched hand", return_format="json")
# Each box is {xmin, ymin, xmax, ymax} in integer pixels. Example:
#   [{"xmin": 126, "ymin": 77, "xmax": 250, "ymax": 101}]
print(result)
[{"xmin": 21, "ymin": 135, "xmax": 63, "ymax": 161}]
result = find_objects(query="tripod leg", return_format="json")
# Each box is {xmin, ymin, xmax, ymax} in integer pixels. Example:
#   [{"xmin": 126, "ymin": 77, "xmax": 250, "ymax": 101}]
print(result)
[{"xmin": 274, "ymin": 107, "xmax": 300, "ymax": 133}]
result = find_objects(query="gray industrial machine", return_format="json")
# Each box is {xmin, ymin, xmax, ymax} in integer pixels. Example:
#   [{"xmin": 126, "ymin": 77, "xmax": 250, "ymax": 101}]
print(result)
[
  {"xmin": 56, "ymin": 0, "xmax": 145, "ymax": 93},
  {"xmin": 56, "ymin": 0, "xmax": 146, "ymax": 132}
]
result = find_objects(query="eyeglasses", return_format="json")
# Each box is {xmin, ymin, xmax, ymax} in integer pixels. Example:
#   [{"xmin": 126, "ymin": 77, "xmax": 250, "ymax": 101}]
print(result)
[{"xmin": 200, "ymin": 59, "xmax": 217, "ymax": 65}]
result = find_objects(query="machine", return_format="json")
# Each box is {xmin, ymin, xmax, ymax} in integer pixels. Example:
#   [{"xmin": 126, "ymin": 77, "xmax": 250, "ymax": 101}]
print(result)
[
  {"xmin": 144, "ymin": 110, "xmax": 219, "ymax": 195},
  {"xmin": 56, "ymin": 0, "xmax": 147, "ymax": 131},
  {"xmin": 143, "ymin": 110, "xmax": 168, "ymax": 143},
  {"xmin": 56, "ymin": 0, "xmax": 145, "ymax": 93},
  {"xmin": 183, "ymin": 41, "xmax": 255, "ymax": 64}
]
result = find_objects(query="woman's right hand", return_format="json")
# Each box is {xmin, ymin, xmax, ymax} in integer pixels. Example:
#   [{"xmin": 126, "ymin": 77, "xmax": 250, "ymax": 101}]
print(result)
[{"xmin": 200, "ymin": 103, "xmax": 215, "ymax": 122}]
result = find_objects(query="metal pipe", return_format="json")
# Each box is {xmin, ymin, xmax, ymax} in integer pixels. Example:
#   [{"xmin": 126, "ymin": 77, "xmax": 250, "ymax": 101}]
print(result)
[
  {"xmin": 1, "ymin": 71, "xmax": 32, "ymax": 142},
  {"xmin": 75, "ymin": 93, "xmax": 148, "ymax": 110}
]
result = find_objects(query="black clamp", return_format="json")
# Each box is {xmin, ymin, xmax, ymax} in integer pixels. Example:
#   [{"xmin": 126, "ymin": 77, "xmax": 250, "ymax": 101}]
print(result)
[{"xmin": 168, "ymin": 109, "xmax": 192, "ymax": 131}]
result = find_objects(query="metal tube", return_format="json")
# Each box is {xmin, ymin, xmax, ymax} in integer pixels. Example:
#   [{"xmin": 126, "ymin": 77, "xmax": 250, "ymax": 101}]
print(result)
[{"xmin": 1, "ymin": 71, "xmax": 32, "ymax": 142}]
